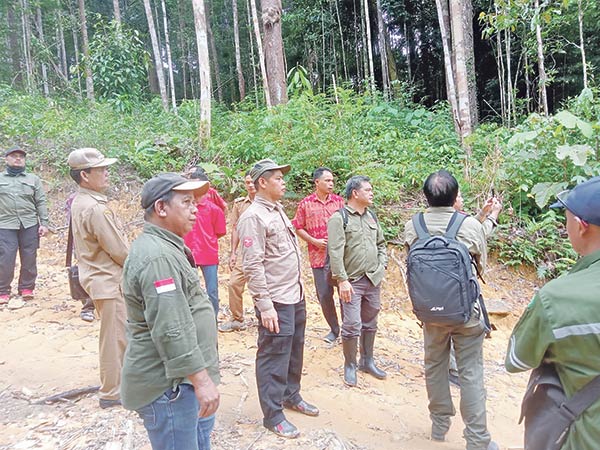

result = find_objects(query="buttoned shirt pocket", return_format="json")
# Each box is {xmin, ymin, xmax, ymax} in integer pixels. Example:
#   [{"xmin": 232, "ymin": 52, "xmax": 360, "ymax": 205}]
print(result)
[
  {"xmin": 266, "ymin": 220, "xmax": 292, "ymax": 253},
  {"xmin": 19, "ymin": 180, "xmax": 36, "ymax": 197}
]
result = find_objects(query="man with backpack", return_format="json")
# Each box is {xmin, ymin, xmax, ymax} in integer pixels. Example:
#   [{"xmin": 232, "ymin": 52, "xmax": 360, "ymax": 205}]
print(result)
[
  {"xmin": 404, "ymin": 170, "xmax": 500, "ymax": 450},
  {"xmin": 327, "ymin": 175, "xmax": 387, "ymax": 387}
]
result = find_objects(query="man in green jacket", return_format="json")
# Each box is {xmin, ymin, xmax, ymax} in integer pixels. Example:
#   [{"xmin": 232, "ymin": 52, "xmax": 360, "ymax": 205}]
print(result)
[
  {"xmin": 121, "ymin": 173, "xmax": 220, "ymax": 450},
  {"xmin": 506, "ymin": 176, "xmax": 600, "ymax": 450},
  {"xmin": 327, "ymin": 175, "xmax": 387, "ymax": 387},
  {"xmin": 0, "ymin": 145, "xmax": 49, "ymax": 304}
]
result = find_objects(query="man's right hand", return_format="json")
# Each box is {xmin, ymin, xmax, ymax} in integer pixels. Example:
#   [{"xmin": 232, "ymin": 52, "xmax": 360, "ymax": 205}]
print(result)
[
  {"xmin": 228, "ymin": 252, "xmax": 237, "ymax": 270},
  {"xmin": 189, "ymin": 370, "xmax": 220, "ymax": 418},
  {"xmin": 312, "ymin": 238, "xmax": 327, "ymax": 249},
  {"xmin": 338, "ymin": 280, "xmax": 354, "ymax": 303},
  {"xmin": 261, "ymin": 307, "xmax": 280, "ymax": 333}
]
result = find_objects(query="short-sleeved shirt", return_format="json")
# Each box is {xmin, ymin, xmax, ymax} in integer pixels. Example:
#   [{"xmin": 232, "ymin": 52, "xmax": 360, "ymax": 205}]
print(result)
[
  {"xmin": 505, "ymin": 250, "xmax": 600, "ymax": 450},
  {"xmin": 70, "ymin": 187, "xmax": 129, "ymax": 299},
  {"xmin": 292, "ymin": 192, "xmax": 345, "ymax": 268},
  {"xmin": 327, "ymin": 205, "xmax": 387, "ymax": 286},
  {"xmin": 184, "ymin": 199, "xmax": 226, "ymax": 266},
  {"xmin": 237, "ymin": 196, "xmax": 303, "ymax": 313},
  {"xmin": 205, "ymin": 187, "xmax": 227, "ymax": 213},
  {"xmin": 121, "ymin": 222, "xmax": 220, "ymax": 411},
  {"xmin": 0, "ymin": 170, "xmax": 49, "ymax": 229}
]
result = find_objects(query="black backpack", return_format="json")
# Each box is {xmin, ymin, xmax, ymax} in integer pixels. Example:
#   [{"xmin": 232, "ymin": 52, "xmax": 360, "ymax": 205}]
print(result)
[
  {"xmin": 324, "ymin": 207, "xmax": 377, "ymax": 286},
  {"xmin": 407, "ymin": 211, "xmax": 482, "ymax": 326}
]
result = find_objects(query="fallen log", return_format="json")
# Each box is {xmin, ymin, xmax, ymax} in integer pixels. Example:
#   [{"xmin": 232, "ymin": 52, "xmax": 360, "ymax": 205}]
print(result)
[{"xmin": 34, "ymin": 385, "xmax": 99, "ymax": 404}]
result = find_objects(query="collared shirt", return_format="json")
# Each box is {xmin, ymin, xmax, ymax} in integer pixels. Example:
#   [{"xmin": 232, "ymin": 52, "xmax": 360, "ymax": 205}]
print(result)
[
  {"xmin": 292, "ymin": 192, "xmax": 345, "ymax": 268},
  {"xmin": 505, "ymin": 250, "xmax": 600, "ymax": 450},
  {"xmin": 403, "ymin": 206, "xmax": 487, "ymax": 275},
  {"xmin": 327, "ymin": 205, "xmax": 387, "ymax": 286},
  {"xmin": 183, "ymin": 198, "xmax": 226, "ymax": 266},
  {"xmin": 0, "ymin": 170, "xmax": 49, "ymax": 229},
  {"xmin": 229, "ymin": 195, "xmax": 253, "ymax": 229},
  {"xmin": 237, "ymin": 195, "xmax": 303, "ymax": 312},
  {"xmin": 206, "ymin": 187, "xmax": 227, "ymax": 212},
  {"xmin": 121, "ymin": 223, "xmax": 220, "ymax": 411},
  {"xmin": 70, "ymin": 187, "xmax": 129, "ymax": 299}
]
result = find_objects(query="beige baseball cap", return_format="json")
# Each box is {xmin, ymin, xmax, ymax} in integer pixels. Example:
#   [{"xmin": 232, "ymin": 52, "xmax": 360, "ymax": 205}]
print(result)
[{"xmin": 67, "ymin": 148, "xmax": 118, "ymax": 170}]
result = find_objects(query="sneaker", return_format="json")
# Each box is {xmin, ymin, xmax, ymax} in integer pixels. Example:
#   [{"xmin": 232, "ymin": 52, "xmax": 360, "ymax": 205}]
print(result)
[
  {"xmin": 322, "ymin": 331, "xmax": 338, "ymax": 344},
  {"xmin": 218, "ymin": 320, "xmax": 246, "ymax": 332},
  {"xmin": 80, "ymin": 310, "xmax": 95, "ymax": 322},
  {"xmin": 487, "ymin": 441, "xmax": 500, "ymax": 450},
  {"xmin": 0, "ymin": 294, "xmax": 9, "ymax": 305},
  {"xmin": 20, "ymin": 289, "xmax": 34, "ymax": 300}
]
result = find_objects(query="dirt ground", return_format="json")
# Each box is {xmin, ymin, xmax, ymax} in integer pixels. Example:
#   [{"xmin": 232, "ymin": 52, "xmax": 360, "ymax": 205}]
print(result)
[{"xmin": 0, "ymin": 187, "xmax": 540, "ymax": 450}]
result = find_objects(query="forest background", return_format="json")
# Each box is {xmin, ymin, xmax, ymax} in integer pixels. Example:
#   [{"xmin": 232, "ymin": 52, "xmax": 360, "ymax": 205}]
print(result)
[{"xmin": 1, "ymin": 0, "xmax": 600, "ymax": 280}]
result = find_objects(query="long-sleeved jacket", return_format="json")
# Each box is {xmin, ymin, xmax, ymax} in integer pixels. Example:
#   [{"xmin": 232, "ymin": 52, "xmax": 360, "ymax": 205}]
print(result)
[{"xmin": 0, "ymin": 170, "xmax": 49, "ymax": 229}]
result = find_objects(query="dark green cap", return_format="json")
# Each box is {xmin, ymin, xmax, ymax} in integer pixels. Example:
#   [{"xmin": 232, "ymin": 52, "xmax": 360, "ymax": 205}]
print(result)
[{"xmin": 141, "ymin": 172, "xmax": 209, "ymax": 209}]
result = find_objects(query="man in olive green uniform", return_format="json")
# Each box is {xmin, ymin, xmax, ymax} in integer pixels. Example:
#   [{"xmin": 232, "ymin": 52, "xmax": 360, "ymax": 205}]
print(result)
[
  {"xmin": 327, "ymin": 175, "xmax": 387, "ymax": 387},
  {"xmin": 67, "ymin": 148, "xmax": 128, "ymax": 409},
  {"xmin": 122, "ymin": 173, "xmax": 220, "ymax": 450},
  {"xmin": 404, "ymin": 170, "xmax": 498, "ymax": 450},
  {"xmin": 219, "ymin": 172, "xmax": 256, "ymax": 332},
  {"xmin": 506, "ymin": 176, "xmax": 600, "ymax": 450},
  {"xmin": 0, "ymin": 145, "xmax": 49, "ymax": 304}
]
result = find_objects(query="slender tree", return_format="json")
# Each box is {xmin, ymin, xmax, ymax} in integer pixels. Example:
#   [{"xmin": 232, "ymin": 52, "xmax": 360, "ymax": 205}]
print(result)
[
  {"xmin": 250, "ymin": 0, "xmax": 270, "ymax": 106},
  {"xmin": 78, "ymin": 0, "xmax": 94, "ymax": 100},
  {"xmin": 21, "ymin": 0, "xmax": 34, "ymax": 92},
  {"xmin": 206, "ymin": 1, "xmax": 223, "ymax": 103},
  {"xmin": 192, "ymin": 0, "xmax": 212, "ymax": 142},
  {"xmin": 35, "ymin": 6, "xmax": 49, "ymax": 96},
  {"xmin": 160, "ymin": 0, "xmax": 177, "ymax": 112},
  {"xmin": 534, "ymin": 0, "xmax": 548, "ymax": 116},
  {"xmin": 143, "ymin": 0, "xmax": 169, "ymax": 110},
  {"xmin": 362, "ymin": 0, "xmax": 375, "ymax": 94},
  {"xmin": 577, "ymin": 0, "xmax": 588, "ymax": 89},
  {"xmin": 113, "ymin": 0, "xmax": 121, "ymax": 24},
  {"xmin": 375, "ymin": 0, "xmax": 389, "ymax": 99},
  {"xmin": 7, "ymin": 4, "xmax": 22, "ymax": 87},
  {"xmin": 261, "ymin": 0, "xmax": 287, "ymax": 105},
  {"xmin": 232, "ymin": 0, "xmax": 246, "ymax": 100}
]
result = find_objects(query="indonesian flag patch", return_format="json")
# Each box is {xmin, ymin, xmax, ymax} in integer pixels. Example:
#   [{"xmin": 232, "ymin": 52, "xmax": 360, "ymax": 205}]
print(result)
[
  {"xmin": 243, "ymin": 237, "xmax": 253, "ymax": 248},
  {"xmin": 154, "ymin": 278, "xmax": 176, "ymax": 294}
]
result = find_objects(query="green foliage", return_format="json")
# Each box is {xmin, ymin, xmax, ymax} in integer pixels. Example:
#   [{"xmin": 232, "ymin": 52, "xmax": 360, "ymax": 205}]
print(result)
[{"xmin": 491, "ymin": 210, "xmax": 578, "ymax": 280}]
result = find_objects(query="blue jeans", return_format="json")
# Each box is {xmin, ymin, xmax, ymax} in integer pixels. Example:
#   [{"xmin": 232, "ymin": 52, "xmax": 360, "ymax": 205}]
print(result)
[
  {"xmin": 200, "ymin": 265, "xmax": 219, "ymax": 318},
  {"xmin": 136, "ymin": 384, "xmax": 215, "ymax": 450}
]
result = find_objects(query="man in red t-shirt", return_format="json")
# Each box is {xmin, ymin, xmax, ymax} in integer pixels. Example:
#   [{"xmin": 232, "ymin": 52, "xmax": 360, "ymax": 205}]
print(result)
[
  {"xmin": 292, "ymin": 167, "xmax": 345, "ymax": 343},
  {"xmin": 184, "ymin": 172, "xmax": 227, "ymax": 318}
]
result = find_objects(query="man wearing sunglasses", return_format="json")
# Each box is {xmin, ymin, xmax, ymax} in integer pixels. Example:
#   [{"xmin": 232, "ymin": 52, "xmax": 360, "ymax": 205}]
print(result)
[{"xmin": 506, "ymin": 176, "xmax": 600, "ymax": 449}]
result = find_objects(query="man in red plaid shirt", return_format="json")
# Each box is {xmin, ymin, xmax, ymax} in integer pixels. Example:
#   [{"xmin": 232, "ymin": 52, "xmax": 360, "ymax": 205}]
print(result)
[{"xmin": 292, "ymin": 167, "xmax": 345, "ymax": 343}]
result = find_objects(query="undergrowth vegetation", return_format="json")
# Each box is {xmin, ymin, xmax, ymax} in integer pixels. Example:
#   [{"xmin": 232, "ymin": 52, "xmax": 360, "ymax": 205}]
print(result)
[{"xmin": 1, "ymin": 84, "xmax": 599, "ymax": 279}]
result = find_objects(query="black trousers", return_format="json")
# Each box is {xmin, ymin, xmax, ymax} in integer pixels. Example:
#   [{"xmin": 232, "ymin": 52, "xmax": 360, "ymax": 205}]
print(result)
[
  {"xmin": 312, "ymin": 267, "xmax": 340, "ymax": 336},
  {"xmin": 0, "ymin": 225, "xmax": 39, "ymax": 295},
  {"xmin": 255, "ymin": 300, "xmax": 306, "ymax": 428}
]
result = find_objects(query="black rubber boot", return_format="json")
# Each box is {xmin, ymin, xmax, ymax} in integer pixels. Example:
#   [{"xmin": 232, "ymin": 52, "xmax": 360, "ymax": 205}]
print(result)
[
  {"xmin": 342, "ymin": 337, "xmax": 358, "ymax": 387},
  {"xmin": 358, "ymin": 331, "xmax": 387, "ymax": 380}
]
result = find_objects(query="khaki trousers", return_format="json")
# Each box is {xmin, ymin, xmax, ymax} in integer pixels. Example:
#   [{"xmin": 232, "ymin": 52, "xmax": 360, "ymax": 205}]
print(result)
[
  {"xmin": 227, "ymin": 261, "xmax": 247, "ymax": 322},
  {"xmin": 93, "ymin": 295, "xmax": 127, "ymax": 400}
]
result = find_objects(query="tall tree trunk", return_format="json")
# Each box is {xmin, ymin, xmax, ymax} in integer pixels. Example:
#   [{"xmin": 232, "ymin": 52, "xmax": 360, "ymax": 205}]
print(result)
[
  {"xmin": 250, "ymin": 0, "xmax": 271, "ymax": 106},
  {"xmin": 403, "ymin": 20, "xmax": 412, "ymax": 81},
  {"xmin": 461, "ymin": 0, "xmax": 477, "ymax": 126},
  {"xmin": 449, "ymin": 0, "xmax": 473, "ymax": 138},
  {"xmin": 160, "ymin": 0, "xmax": 177, "ymax": 112},
  {"xmin": 192, "ymin": 0, "xmax": 212, "ymax": 143},
  {"xmin": 333, "ymin": 0, "xmax": 348, "ymax": 81},
  {"xmin": 143, "ymin": 0, "xmax": 169, "ymax": 110},
  {"xmin": 35, "ymin": 6, "xmax": 49, "ymax": 96},
  {"xmin": 232, "ymin": 0, "xmax": 246, "ymax": 101},
  {"xmin": 435, "ymin": 0, "xmax": 460, "ymax": 133},
  {"xmin": 177, "ymin": 0, "xmax": 189, "ymax": 99},
  {"xmin": 578, "ymin": 0, "xmax": 588, "ymax": 89},
  {"xmin": 505, "ymin": 28, "xmax": 514, "ymax": 125},
  {"xmin": 496, "ymin": 28, "xmax": 506, "ymax": 124},
  {"xmin": 384, "ymin": 26, "xmax": 399, "ymax": 98},
  {"xmin": 524, "ymin": 50, "xmax": 531, "ymax": 114},
  {"xmin": 246, "ymin": 0, "xmax": 259, "ymax": 105},
  {"xmin": 113, "ymin": 0, "xmax": 121, "ymax": 23},
  {"xmin": 21, "ymin": 0, "xmax": 34, "ymax": 92},
  {"xmin": 78, "ymin": 0, "xmax": 94, "ymax": 100},
  {"xmin": 261, "ymin": 0, "xmax": 288, "ymax": 105},
  {"xmin": 534, "ymin": 0, "xmax": 548, "ymax": 116},
  {"xmin": 7, "ymin": 4, "xmax": 23, "ymax": 87},
  {"xmin": 353, "ymin": 0, "xmax": 362, "ymax": 83},
  {"xmin": 375, "ymin": 0, "xmax": 389, "ymax": 99},
  {"xmin": 69, "ymin": 0, "xmax": 82, "ymax": 97},
  {"xmin": 362, "ymin": 0, "xmax": 375, "ymax": 94},
  {"xmin": 206, "ymin": 1, "xmax": 223, "ymax": 103},
  {"xmin": 56, "ymin": 10, "xmax": 68, "ymax": 80}
]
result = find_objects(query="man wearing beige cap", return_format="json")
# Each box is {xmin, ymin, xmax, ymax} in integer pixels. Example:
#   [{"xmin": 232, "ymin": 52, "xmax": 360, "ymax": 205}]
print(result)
[
  {"xmin": 237, "ymin": 159, "xmax": 318, "ymax": 439},
  {"xmin": 121, "ymin": 173, "xmax": 220, "ymax": 450},
  {"xmin": 67, "ymin": 147, "xmax": 128, "ymax": 409}
]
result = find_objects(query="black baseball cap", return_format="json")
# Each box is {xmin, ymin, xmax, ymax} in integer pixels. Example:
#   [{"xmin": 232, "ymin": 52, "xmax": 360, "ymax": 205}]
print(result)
[
  {"xmin": 141, "ymin": 173, "xmax": 209, "ymax": 209},
  {"xmin": 5, "ymin": 146, "xmax": 26, "ymax": 157},
  {"xmin": 550, "ymin": 176, "xmax": 600, "ymax": 226}
]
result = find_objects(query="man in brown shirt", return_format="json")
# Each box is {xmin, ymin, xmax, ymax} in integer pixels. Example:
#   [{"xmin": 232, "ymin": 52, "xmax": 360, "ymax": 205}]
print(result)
[
  {"xmin": 237, "ymin": 159, "xmax": 318, "ymax": 439},
  {"xmin": 68, "ymin": 148, "xmax": 129, "ymax": 409},
  {"xmin": 219, "ymin": 172, "xmax": 256, "ymax": 332}
]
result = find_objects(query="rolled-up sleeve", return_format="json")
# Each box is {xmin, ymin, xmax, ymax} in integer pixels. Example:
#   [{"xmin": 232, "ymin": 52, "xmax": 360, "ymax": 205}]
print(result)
[
  {"xmin": 237, "ymin": 214, "xmax": 273, "ymax": 312},
  {"xmin": 327, "ymin": 212, "xmax": 347, "ymax": 282},
  {"xmin": 138, "ymin": 258, "xmax": 207, "ymax": 379}
]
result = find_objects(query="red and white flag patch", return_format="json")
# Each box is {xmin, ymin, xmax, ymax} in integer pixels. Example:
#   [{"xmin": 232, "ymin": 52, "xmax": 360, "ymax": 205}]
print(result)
[
  {"xmin": 154, "ymin": 278, "xmax": 176, "ymax": 294},
  {"xmin": 243, "ymin": 237, "xmax": 253, "ymax": 248}
]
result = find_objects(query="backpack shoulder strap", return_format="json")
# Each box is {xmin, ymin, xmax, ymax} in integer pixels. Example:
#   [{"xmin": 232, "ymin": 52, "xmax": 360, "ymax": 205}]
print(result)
[
  {"xmin": 411, "ymin": 212, "xmax": 430, "ymax": 240},
  {"xmin": 338, "ymin": 207, "xmax": 349, "ymax": 230},
  {"xmin": 562, "ymin": 372, "xmax": 600, "ymax": 419},
  {"xmin": 445, "ymin": 211, "xmax": 468, "ymax": 239}
]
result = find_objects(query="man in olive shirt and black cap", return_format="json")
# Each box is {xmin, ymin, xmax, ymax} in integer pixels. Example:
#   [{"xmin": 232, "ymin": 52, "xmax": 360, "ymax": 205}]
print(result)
[
  {"xmin": 121, "ymin": 173, "xmax": 220, "ymax": 450},
  {"xmin": 0, "ymin": 145, "xmax": 49, "ymax": 304}
]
